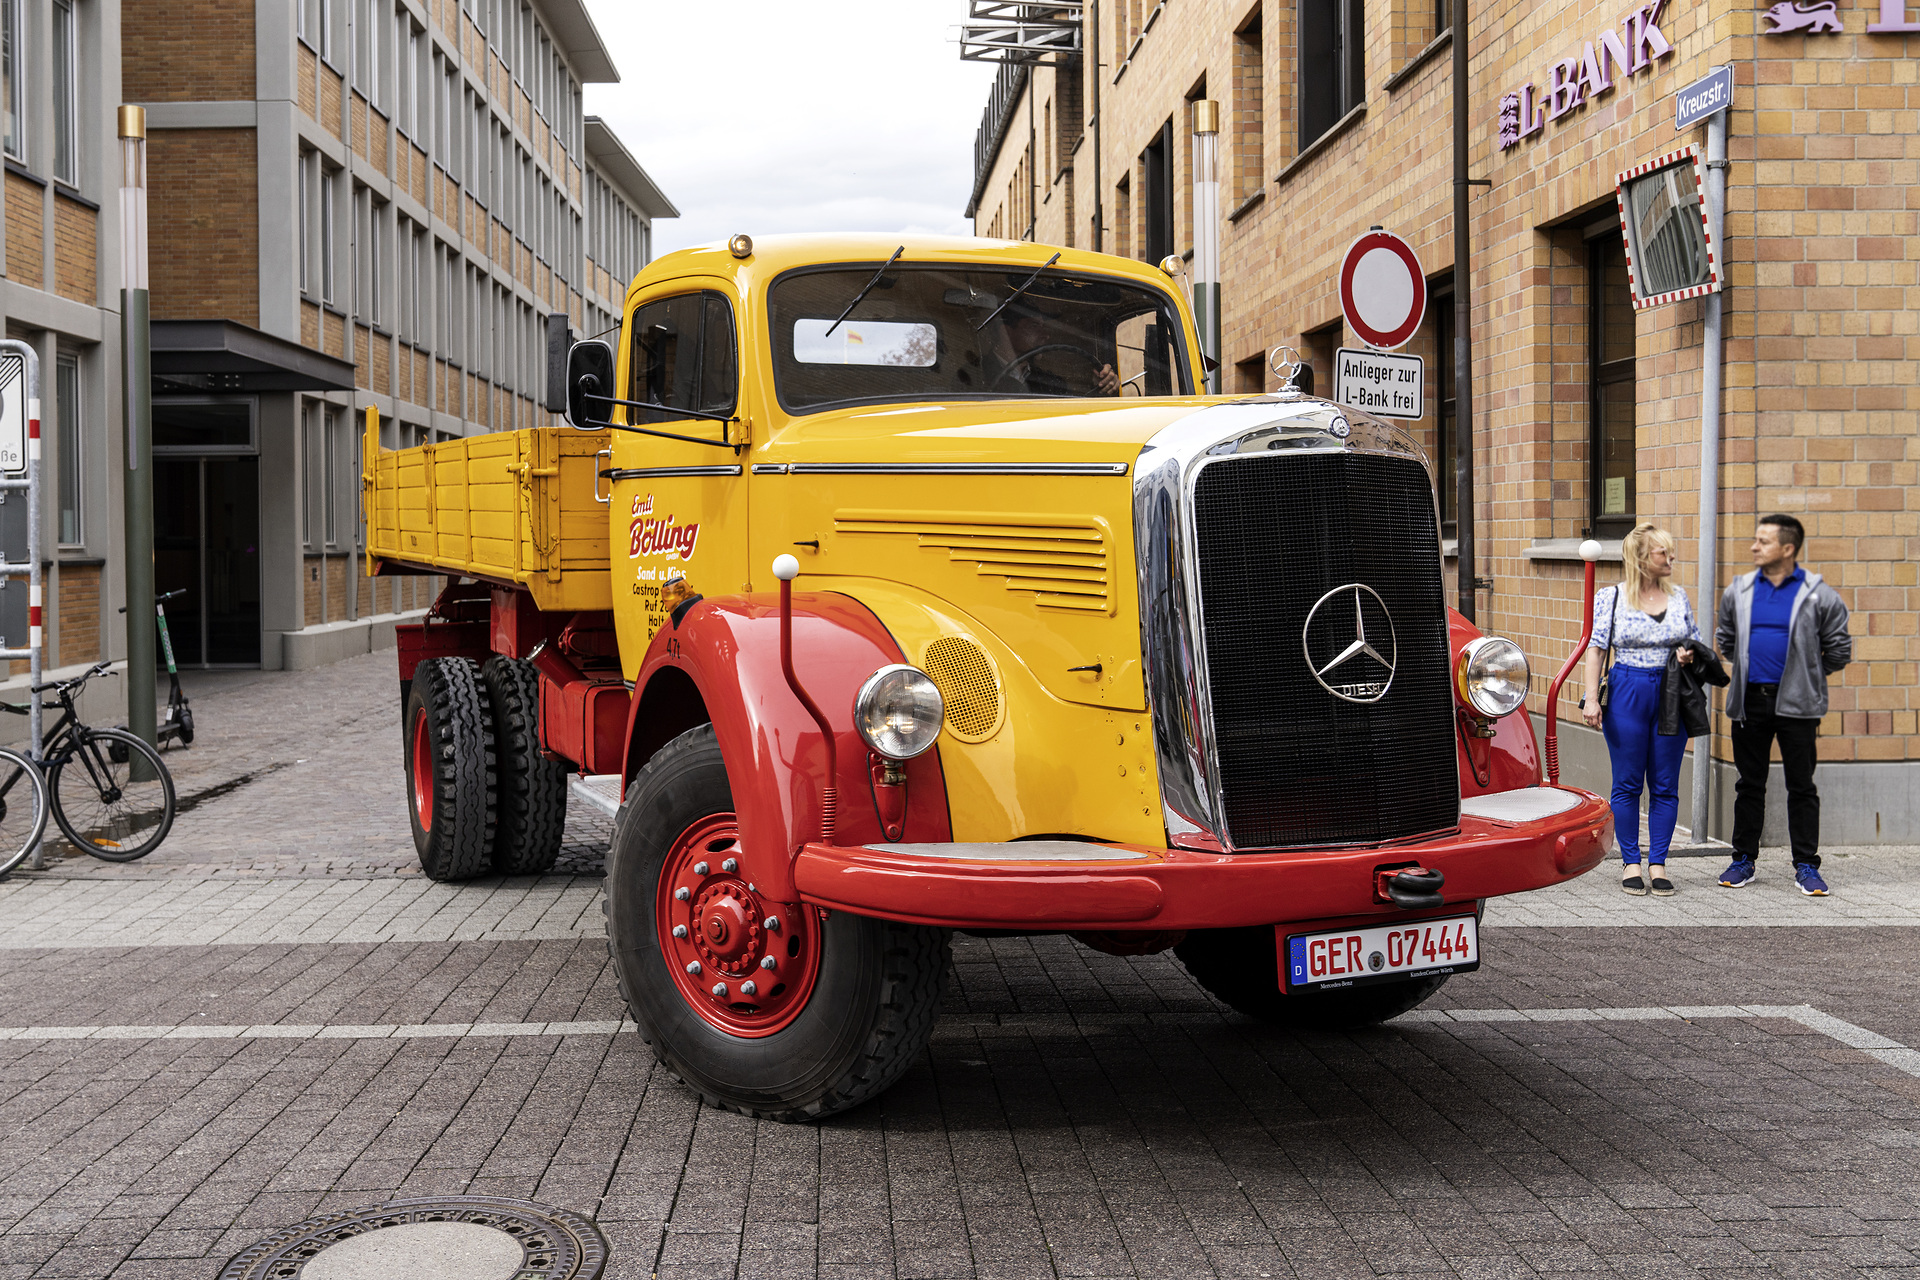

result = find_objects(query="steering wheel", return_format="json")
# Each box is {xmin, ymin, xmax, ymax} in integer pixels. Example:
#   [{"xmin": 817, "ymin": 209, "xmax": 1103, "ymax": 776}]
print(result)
[{"xmin": 990, "ymin": 343, "xmax": 1107, "ymax": 391}]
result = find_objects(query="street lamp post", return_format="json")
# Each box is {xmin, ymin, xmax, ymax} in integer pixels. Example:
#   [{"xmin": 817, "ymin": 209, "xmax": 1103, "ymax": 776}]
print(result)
[
  {"xmin": 119, "ymin": 106, "xmax": 157, "ymax": 767},
  {"xmin": 1190, "ymin": 99, "xmax": 1222, "ymax": 394}
]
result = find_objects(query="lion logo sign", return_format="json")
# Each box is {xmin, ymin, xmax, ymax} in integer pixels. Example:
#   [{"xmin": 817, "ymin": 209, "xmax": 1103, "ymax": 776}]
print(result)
[{"xmin": 1763, "ymin": 0, "xmax": 1843, "ymax": 32}]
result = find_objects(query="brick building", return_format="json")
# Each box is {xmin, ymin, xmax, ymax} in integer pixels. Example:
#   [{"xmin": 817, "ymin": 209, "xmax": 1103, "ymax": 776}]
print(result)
[
  {"xmin": 0, "ymin": 0, "xmax": 126, "ymax": 689},
  {"xmin": 126, "ymin": 0, "xmax": 672, "ymax": 669},
  {"xmin": 969, "ymin": 0, "xmax": 1920, "ymax": 842}
]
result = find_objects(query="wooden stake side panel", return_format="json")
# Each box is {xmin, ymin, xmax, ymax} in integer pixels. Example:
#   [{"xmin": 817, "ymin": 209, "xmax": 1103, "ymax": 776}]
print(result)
[{"xmin": 364, "ymin": 427, "xmax": 613, "ymax": 612}]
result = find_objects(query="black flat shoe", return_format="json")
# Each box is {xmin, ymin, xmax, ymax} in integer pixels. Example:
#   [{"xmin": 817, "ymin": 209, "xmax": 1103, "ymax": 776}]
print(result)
[
  {"xmin": 1622, "ymin": 866, "xmax": 1648, "ymax": 896},
  {"xmin": 1650, "ymin": 868, "xmax": 1675, "ymax": 896}
]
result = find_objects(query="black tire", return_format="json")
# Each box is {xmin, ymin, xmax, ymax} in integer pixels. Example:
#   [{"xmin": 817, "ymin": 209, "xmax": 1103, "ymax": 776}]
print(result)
[
  {"xmin": 1175, "ymin": 925, "xmax": 1449, "ymax": 1030},
  {"xmin": 49, "ymin": 729, "xmax": 176, "ymax": 862},
  {"xmin": 403, "ymin": 657, "xmax": 496, "ymax": 881},
  {"xmin": 606, "ymin": 724, "xmax": 950, "ymax": 1122},
  {"xmin": 481, "ymin": 656, "xmax": 565, "ymax": 875}
]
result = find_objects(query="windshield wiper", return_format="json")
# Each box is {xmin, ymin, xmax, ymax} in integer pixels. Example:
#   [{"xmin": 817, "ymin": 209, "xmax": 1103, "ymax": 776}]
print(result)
[
  {"xmin": 823, "ymin": 246, "xmax": 905, "ymax": 337},
  {"xmin": 974, "ymin": 252, "xmax": 1062, "ymax": 332}
]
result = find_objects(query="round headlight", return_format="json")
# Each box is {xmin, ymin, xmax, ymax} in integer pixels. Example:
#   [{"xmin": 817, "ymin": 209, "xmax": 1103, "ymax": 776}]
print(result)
[
  {"xmin": 853, "ymin": 665, "xmax": 945, "ymax": 760},
  {"xmin": 1457, "ymin": 636, "xmax": 1530, "ymax": 718}
]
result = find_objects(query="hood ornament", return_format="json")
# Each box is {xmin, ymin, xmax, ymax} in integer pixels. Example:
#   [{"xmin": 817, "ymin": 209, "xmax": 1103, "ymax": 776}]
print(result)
[{"xmin": 1268, "ymin": 345, "xmax": 1306, "ymax": 401}]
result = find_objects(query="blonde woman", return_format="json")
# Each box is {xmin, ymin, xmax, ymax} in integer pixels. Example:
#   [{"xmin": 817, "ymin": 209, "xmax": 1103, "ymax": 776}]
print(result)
[{"xmin": 1581, "ymin": 523, "xmax": 1700, "ymax": 895}]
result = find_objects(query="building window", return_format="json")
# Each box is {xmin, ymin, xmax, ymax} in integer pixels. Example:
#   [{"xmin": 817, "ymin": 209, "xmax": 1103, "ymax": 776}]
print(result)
[
  {"xmin": 323, "ymin": 408, "xmax": 340, "ymax": 547},
  {"xmin": 319, "ymin": 0, "xmax": 335, "ymax": 65},
  {"xmin": 369, "ymin": 197, "xmax": 384, "ymax": 327},
  {"xmin": 1232, "ymin": 8, "xmax": 1263, "ymax": 203},
  {"xmin": 1589, "ymin": 232, "xmax": 1635, "ymax": 533},
  {"xmin": 1141, "ymin": 120, "xmax": 1173, "ymax": 264},
  {"xmin": 321, "ymin": 169, "xmax": 338, "ymax": 303},
  {"xmin": 2, "ymin": 0, "xmax": 22, "ymax": 161},
  {"xmin": 1299, "ymin": 0, "xmax": 1364, "ymax": 149},
  {"xmin": 300, "ymin": 402, "xmax": 317, "ymax": 548},
  {"xmin": 298, "ymin": 155, "xmax": 311, "ymax": 295},
  {"xmin": 55, "ymin": 355, "xmax": 81, "ymax": 545},
  {"xmin": 52, "ymin": 0, "xmax": 77, "ymax": 184}
]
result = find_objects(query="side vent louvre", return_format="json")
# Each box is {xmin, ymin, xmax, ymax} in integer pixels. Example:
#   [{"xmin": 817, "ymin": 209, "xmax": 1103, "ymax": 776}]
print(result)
[
  {"xmin": 835, "ymin": 511, "xmax": 1111, "ymax": 613},
  {"xmin": 922, "ymin": 636, "xmax": 1003, "ymax": 742}
]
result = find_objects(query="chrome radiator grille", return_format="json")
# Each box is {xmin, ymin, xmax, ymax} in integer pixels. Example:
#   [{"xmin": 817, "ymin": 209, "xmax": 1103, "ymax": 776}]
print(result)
[{"xmin": 1189, "ymin": 451, "xmax": 1458, "ymax": 848}]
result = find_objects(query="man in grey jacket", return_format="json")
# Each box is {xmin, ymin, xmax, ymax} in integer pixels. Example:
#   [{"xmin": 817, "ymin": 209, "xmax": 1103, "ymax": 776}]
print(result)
[{"xmin": 1714, "ymin": 514, "xmax": 1852, "ymax": 895}]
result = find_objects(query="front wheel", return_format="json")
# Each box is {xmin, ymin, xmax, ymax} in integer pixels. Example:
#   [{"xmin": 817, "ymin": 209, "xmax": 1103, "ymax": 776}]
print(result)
[
  {"xmin": 1175, "ymin": 925, "xmax": 1449, "ymax": 1030},
  {"xmin": 0, "ymin": 748, "xmax": 50, "ymax": 877},
  {"xmin": 49, "ymin": 729, "xmax": 176, "ymax": 862},
  {"xmin": 606, "ymin": 725, "xmax": 950, "ymax": 1121}
]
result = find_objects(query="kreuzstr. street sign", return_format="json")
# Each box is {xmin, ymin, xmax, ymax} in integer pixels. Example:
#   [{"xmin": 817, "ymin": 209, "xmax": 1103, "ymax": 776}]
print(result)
[
  {"xmin": 1334, "ymin": 347, "xmax": 1424, "ymax": 420},
  {"xmin": 1675, "ymin": 65, "xmax": 1733, "ymax": 131}
]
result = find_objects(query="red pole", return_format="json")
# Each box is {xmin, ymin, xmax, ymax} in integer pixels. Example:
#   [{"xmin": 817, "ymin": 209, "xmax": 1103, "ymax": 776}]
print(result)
[
  {"xmin": 774, "ymin": 556, "xmax": 837, "ymax": 845},
  {"xmin": 1544, "ymin": 540, "xmax": 1604, "ymax": 786}
]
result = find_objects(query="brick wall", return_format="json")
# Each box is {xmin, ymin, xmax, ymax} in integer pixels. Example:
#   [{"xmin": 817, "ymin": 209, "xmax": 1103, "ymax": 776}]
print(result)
[
  {"xmin": 149, "ymin": 129, "xmax": 259, "ymax": 326},
  {"xmin": 5, "ymin": 174, "xmax": 43, "ymax": 288},
  {"xmin": 970, "ymin": 0, "xmax": 1920, "ymax": 775},
  {"xmin": 124, "ymin": 0, "xmax": 255, "ymax": 100},
  {"xmin": 57, "ymin": 566, "xmax": 100, "ymax": 666},
  {"xmin": 52, "ymin": 194, "xmax": 97, "ymax": 303}
]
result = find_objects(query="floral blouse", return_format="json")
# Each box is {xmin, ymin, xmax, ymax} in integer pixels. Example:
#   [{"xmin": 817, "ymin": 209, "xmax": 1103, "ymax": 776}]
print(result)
[{"xmin": 1588, "ymin": 584, "xmax": 1703, "ymax": 669}]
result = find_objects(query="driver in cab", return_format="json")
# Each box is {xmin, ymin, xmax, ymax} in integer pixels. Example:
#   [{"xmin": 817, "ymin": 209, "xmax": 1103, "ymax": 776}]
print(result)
[{"xmin": 987, "ymin": 304, "xmax": 1122, "ymax": 397}]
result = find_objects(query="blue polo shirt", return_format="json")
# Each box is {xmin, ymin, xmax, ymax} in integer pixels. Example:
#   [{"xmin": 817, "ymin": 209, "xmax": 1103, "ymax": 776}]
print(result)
[{"xmin": 1747, "ymin": 566, "xmax": 1805, "ymax": 685}]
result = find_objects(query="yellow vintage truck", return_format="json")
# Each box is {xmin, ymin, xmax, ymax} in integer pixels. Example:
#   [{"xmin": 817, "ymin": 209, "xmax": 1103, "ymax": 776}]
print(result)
[{"xmin": 364, "ymin": 233, "xmax": 1610, "ymax": 1121}]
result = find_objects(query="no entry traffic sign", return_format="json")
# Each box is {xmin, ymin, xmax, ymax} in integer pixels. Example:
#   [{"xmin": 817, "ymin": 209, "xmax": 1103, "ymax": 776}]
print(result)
[{"xmin": 1339, "ymin": 230, "xmax": 1426, "ymax": 351}]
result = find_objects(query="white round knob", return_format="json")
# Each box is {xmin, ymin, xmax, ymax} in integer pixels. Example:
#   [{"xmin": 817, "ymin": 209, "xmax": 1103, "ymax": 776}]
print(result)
[
  {"xmin": 1578, "ymin": 539, "xmax": 1603, "ymax": 562},
  {"xmin": 771, "ymin": 554, "xmax": 800, "ymax": 581}
]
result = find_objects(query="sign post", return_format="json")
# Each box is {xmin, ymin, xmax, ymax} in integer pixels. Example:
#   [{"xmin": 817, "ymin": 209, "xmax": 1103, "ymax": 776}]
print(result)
[
  {"xmin": 0, "ymin": 341, "xmax": 45, "ymax": 867},
  {"xmin": 120, "ymin": 105, "xmax": 157, "ymax": 774}
]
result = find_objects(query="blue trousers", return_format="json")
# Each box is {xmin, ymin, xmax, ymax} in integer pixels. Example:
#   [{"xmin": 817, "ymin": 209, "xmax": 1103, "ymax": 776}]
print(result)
[{"xmin": 1602, "ymin": 664, "xmax": 1687, "ymax": 865}]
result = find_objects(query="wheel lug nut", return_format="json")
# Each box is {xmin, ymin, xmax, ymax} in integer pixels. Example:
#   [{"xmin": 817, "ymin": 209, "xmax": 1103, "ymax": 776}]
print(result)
[
  {"xmin": 686, "ymin": 961, "xmax": 702, "ymax": 975},
  {"xmin": 741, "ymin": 980, "xmax": 757, "ymax": 996},
  {"xmin": 674, "ymin": 887, "xmax": 690, "ymax": 901},
  {"xmin": 760, "ymin": 956, "xmax": 776, "ymax": 970},
  {"xmin": 694, "ymin": 861, "xmax": 709, "ymax": 876},
  {"xmin": 722, "ymin": 858, "xmax": 738, "ymax": 872},
  {"xmin": 672, "ymin": 925, "xmax": 688, "ymax": 939},
  {"xmin": 711, "ymin": 982, "xmax": 728, "ymax": 998},
  {"xmin": 764, "ymin": 916, "xmax": 780, "ymax": 931}
]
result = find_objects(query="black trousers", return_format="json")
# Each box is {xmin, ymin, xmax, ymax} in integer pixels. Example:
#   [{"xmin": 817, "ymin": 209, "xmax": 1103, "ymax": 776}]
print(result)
[{"xmin": 1729, "ymin": 682, "xmax": 1821, "ymax": 867}]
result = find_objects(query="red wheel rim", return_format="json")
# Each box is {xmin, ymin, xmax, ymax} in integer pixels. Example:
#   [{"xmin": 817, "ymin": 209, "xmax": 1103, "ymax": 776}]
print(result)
[
  {"xmin": 656, "ymin": 813, "xmax": 821, "ymax": 1037},
  {"xmin": 409, "ymin": 708, "xmax": 433, "ymax": 831}
]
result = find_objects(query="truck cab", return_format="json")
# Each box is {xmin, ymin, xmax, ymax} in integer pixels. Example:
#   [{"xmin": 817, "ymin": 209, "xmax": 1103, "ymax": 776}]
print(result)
[{"xmin": 368, "ymin": 234, "xmax": 1611, "ymax": 1121}]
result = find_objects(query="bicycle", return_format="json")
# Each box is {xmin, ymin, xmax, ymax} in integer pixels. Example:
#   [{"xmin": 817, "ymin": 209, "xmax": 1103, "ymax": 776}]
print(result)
[
  {"xmin": 117, "ymin": 588, "xmax": 194, "ymax": 748},
  {"xmin": 0, "ymin": 661, "xmax": 177, "ymax": 862},
  {"xmin": 0, "ymin": 744, "xmax": 49, "ymax": 878}
]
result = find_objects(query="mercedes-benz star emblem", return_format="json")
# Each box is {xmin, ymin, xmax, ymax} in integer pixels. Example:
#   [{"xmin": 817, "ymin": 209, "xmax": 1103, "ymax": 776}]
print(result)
[{"xmin": 1302, "ymin": 584, "xmax": 1398, "ymax": 704}]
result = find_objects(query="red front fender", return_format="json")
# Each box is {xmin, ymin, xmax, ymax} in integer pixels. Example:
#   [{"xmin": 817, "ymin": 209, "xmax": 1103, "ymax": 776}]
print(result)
[{"xmin": 624, "ymin": 593, "xmax": 953, "ymax": 903}]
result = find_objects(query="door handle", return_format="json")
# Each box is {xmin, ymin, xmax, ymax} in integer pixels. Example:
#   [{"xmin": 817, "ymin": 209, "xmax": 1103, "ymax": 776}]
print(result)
[{"xmin": 593, "ymin": 448, "xmax": 612, "ymax": 504}]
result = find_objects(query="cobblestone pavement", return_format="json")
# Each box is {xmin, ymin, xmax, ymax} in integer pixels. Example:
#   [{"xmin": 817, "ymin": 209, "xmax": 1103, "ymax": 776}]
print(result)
[{"xmin": 4, "ymin": 656, "xmax": 1920, "ymax": 1279}]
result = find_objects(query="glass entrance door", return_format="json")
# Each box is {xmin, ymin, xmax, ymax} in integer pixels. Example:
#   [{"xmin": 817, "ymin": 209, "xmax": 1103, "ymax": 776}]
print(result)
[{"xmin": 154, "ymin": 456, "xmax": 262, "ymax": 666}]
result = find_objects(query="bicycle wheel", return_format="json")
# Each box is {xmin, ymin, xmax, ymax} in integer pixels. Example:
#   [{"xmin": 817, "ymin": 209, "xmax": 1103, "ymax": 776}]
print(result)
[
  {"xmin": 49, "ymin": 729, "xmax": 176, "ymax": 862},
  {"xmin": 0, "ymin": 748, "xmax": 50, "ymax": 877}
]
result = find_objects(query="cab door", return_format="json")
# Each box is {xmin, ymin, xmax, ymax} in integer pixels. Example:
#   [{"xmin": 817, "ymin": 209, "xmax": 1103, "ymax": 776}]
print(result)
[{"xmin": 608, "ymin": 282, "xmax": 747, "ymax": 674}]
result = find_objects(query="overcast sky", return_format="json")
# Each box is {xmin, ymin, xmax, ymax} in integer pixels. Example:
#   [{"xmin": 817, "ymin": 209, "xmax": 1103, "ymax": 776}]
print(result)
[{"xmin": 580, "ymin": 1, "xmax": 1002, "ymax": 258}]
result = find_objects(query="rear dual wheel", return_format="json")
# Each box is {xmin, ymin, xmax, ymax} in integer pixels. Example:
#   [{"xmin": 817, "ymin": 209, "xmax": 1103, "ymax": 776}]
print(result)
[
  {"xmin": 606, "ymin": 725, "xmax": 949, "ymax": 1121},
  {"xmin": 403, "ymin": 656, "xmax": 566, "ymax": 881}
]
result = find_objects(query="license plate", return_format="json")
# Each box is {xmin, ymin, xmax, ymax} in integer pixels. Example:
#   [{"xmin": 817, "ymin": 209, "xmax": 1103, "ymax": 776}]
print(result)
[{"xmin": 1282, "ymin": 915, "xmax": 1479, "ymax": 992}]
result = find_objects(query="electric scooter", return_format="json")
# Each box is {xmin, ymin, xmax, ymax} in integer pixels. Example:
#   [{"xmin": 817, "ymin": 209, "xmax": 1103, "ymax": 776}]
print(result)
[{"xmin": 117, "ymin": 589, "xmax": 194, "ymax": 748}]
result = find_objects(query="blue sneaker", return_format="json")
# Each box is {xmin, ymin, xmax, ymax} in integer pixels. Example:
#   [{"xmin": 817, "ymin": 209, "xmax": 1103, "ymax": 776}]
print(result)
[
  {"xmin": 1718, "ymin": 859, "xmax": 1757, "ymax": 888},
  {"xmin": 1795, "ymin": 864, "xmax": 1830, "ymax": 896}
]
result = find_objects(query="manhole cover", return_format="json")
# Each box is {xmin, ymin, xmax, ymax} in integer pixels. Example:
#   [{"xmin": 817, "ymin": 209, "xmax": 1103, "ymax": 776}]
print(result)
[{"xmin": 216, "ymin": 1196, "xmax": 609, "ymax": 1280}]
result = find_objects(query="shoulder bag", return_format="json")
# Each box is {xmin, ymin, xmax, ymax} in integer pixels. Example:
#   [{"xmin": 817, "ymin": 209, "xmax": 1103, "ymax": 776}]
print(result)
[{"xmin": 1596, "ymin": 585, "xmax": 1621, "ymax": 708}]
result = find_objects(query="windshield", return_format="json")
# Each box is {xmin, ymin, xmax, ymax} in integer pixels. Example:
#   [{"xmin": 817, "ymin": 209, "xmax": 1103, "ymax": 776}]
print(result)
[{"xmin": 768, "ymin": 264, "xmax": 1192, "ymax": 413}]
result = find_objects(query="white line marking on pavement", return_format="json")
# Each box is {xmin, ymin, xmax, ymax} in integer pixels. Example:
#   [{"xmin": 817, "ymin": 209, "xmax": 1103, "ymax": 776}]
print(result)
[
  {"xmin": 1395, "ymin": 1003, "xmax": 1920, "ymax": 1078},
  {"xmin": 0, "ymin": 1019, "xmax": 635, "ymax": 1042}
]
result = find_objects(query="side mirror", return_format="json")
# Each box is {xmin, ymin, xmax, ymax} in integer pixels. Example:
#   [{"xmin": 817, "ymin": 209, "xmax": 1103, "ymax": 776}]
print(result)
[
  {"xmin": 565, "ymin": 339, "xmax": 615, "ymax": 429},
  {"xmin": 543, "ymin": 312, "xmax": 575, "ymax": 413}
]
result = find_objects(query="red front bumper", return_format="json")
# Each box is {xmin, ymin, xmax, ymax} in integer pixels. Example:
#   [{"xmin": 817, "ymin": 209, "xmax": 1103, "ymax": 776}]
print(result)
[{"xmin": 792, "ymin": 786, "xmax": 1612, "ymax": 932}]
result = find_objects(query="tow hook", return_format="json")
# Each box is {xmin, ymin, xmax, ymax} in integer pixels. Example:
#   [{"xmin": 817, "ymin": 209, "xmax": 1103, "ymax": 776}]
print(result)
[{"xmin": 1377, "ymin": 865, "xmax": 1445, "ymax": 910}]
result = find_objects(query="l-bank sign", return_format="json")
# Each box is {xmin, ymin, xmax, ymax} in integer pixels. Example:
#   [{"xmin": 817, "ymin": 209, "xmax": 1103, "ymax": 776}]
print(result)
[{"xmin": 1498, "ymin": 0, "xmax": 1675, "ymax": 149}]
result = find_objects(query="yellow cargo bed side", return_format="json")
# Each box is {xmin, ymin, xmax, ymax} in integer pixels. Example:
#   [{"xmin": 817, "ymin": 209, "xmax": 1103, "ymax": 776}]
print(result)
[{"xmin": 363, "ymin": 414, "xmax": 613, "ymax": 613}]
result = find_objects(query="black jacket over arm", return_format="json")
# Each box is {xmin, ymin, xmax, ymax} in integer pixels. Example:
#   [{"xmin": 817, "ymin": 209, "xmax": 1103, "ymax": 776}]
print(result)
[{"xmin": 1660, "ymin": 639, "xmax": 1731, "ymax": 737}]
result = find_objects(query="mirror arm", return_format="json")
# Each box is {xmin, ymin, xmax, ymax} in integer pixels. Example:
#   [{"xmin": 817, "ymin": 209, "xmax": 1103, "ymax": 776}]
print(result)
[
  {"xmin": 571, "ymin": 415, "xmax": 740, "ymax": 451},
  {"xmin": 583, "ymin": 391, "xmax": 738, "ymax": 426}
]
